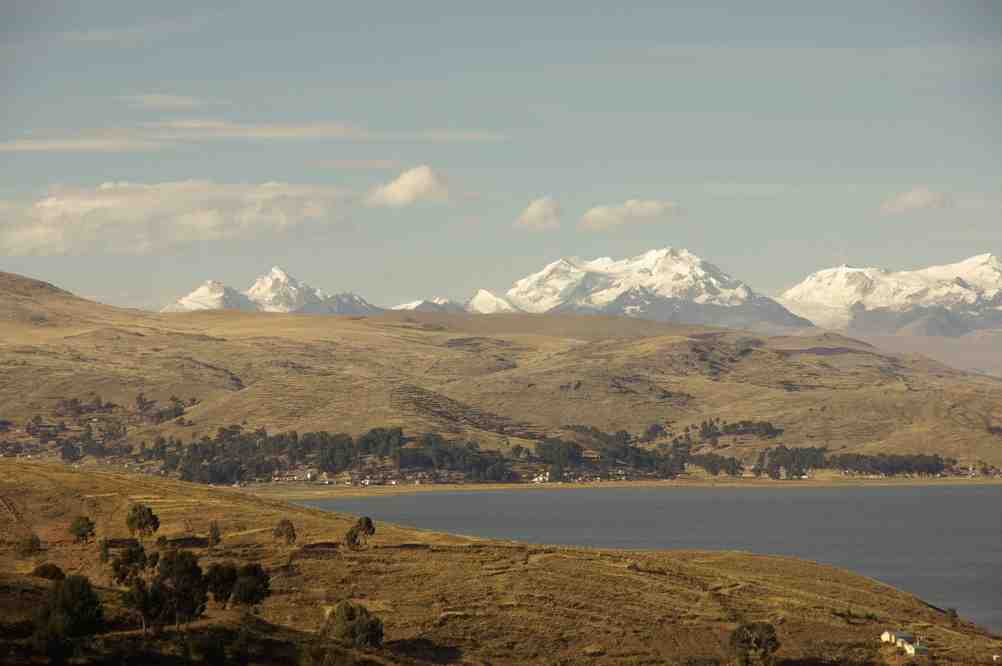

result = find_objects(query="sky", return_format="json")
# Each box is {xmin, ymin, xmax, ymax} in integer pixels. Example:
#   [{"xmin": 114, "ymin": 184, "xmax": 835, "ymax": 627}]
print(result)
[{"xmin": 1, "ymin": 1, "xmax": 1000, "ymax": 310}]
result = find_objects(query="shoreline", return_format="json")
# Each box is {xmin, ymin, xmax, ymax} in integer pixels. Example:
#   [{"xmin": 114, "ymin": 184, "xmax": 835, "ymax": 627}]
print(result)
[{"xmin": 243, "ymin": 475, "xmax": 1002, "ymax": 501}]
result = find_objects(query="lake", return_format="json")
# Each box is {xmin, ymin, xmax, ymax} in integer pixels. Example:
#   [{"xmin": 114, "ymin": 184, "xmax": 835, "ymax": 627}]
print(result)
[{"xmin": 299, "ymin": 484, "xmax": 1002, "ymax": 633}]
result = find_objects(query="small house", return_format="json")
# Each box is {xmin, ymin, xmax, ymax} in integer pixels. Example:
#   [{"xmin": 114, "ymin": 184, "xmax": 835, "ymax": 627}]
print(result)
[
  {"xmin": 881, "ymin": 629, "xmax": 915, "ymax": 645},
  {"xmin": 904, "ymin": 642, "xmax": 929, "ymax": 657}
]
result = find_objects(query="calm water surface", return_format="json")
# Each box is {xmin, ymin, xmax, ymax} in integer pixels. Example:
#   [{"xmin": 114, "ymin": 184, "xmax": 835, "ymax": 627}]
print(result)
[{"xmin": 300, "ymin": 485, "xmax": 1002, "ymax": 632}]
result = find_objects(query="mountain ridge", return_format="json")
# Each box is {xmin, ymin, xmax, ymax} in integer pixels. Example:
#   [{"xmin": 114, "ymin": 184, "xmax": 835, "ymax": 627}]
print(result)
[{"xmin": 780, "ymin": 253, "xmax": 1002, "ymax": 334}]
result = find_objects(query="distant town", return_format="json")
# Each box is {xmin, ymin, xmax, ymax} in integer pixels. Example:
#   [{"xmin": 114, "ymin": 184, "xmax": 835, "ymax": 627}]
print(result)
[{"xmin": 3, "ymin": 392, "xmax": 1000, "ymax": 488}]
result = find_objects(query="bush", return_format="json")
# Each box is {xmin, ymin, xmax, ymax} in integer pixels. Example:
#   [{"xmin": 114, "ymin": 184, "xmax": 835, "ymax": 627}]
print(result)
[
  {"xmin": 126, "ymin": 503, "xmax": 160, "ymax": 539},
  {"xmin": 729, "ymin": 622, "xmax": 780, "ymax": 665},
  {"xmin": 34, "ymin": 575, "xmax": 104, "ymax": 638},
  {"xmin": 231, "ymin": 563, "xmax": 271, "ymax": 607},
  {"xmin": 155, "ymin": 549, "xmax": 207, "ymax": 625},
  {"xmin": 16, "ymin": 532, "xmax": 42, "ymax": 557},
  {"xmin": 68, "ymin": 516, "xmax": 96, "ymax": 544},
  {"xmin": 205, "ymin": 562, "xmax": 239, "ymax": 604},
  {"xmin": 273, "ymin": 518, "xmax": 297, "ymax": 545},
  {"xmin": 32, "ymin": 563, "xmax": 66, "ymax": 581},
  {"xmin": 326, "ymin": 600, "xmax": 383, "ymax": 648},
  {"xmin": 208, "ymin": 521, "xmax": 221, "ymax": 547}
]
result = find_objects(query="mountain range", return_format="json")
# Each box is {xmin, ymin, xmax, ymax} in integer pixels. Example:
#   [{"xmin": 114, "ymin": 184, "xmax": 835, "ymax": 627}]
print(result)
[
  {"xmin": 779, "ymin": 253, "xmax": 1002, "ymax": 336},
  {"xmin": 162, "ymin": 249, "xmax": 1002, "ymax": 337}
]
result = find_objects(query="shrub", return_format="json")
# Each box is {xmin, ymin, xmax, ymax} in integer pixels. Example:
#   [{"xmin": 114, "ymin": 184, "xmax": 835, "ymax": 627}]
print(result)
[
  {"xmin": 206, "ymin": 562, "xmax": 239, "ymax": 604},
  {"xmin": 344, "ymin": 517, "xmax": 376, "ymax": 551},
  {"xmin": 230, "ymin": 563, "xmax": 271, "ymax": 607},
  {"xmin": 729, "ymin": 622, "xmax": 780, "ymax": 665},
  {"xmin": 32, "ymin": 563, "xmax": 66, "ymax": 581},
  {"xmin": 34, "ymin": 575, "xmax": 104, "ymax": 638},
  {"xmin": 156, "ymin": 549, "xmax": 207, "ymax": 625},
  {"xmin": 208, "ymin": 521, "xmax": 221, "ymax": 547},
  {"xmin": 325, "ymin": 600, "xmax": 383, "ymax": 648},
  {"xmin": 273, "ymin": 518, "xmax": 297, "ymax": 545},
  {"xmin": 16, "ymin": 532, "xmax": 42, "ymax": 557},
  {"xmin": 68, "ymin": 516, "xmax": 96, "ymax": 544},
  {"xmin": 126, "ymin": 503, "xmax": 160, "ymax": 539}
]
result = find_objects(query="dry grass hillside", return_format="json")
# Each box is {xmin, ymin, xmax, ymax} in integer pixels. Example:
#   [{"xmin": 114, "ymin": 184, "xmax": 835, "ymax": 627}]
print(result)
[
  {"xmin": 1, "ymin": 460, "xmax": 1000, "ymax": 664},
  {"xmin": 2, "ymin": 271, "xmax": 1002, "ymax": 466}
]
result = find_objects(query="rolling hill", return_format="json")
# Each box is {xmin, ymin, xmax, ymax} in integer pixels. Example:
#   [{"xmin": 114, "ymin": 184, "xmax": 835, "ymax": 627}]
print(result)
[
  {"xmin": 2, "ymin": 270, "xmax": 1002, "ymax": 466},
  {"xmin": 1, "ymin": 460, "xmax": 999, "ymax": 664}
]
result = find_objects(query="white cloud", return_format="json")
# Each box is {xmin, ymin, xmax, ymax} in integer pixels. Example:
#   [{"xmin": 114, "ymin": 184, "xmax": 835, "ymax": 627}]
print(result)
[
  {"xmin": 514, "ymin": 197, "xmax": 561, "ymax": 231},
  {"xmin": 880, "ymin": 187, "xmax": 953, "ymax": 215},
  {"xmin": 0, "ymin": 120, "xmax": 503, "ymax": 153},
  {"xmin": 122, "ymin": 93, "xmax": 214, "ymax": 110},
  {"xmin": 365, "ymin": 166, "xmax": 450, "ymax": 208},
  {"xmin": 0, "ymin": 181, "xmax": 345, "ymax": 255},
  {"xmin": 579, "ymin": 199, "xmax": 681, "ymax": 232}
]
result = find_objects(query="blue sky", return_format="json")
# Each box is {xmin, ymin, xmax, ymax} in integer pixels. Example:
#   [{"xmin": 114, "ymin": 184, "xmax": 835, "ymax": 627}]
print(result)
[{"xmin": 1, "ymin": 1, "xmax": 1000, "ymax": 309}]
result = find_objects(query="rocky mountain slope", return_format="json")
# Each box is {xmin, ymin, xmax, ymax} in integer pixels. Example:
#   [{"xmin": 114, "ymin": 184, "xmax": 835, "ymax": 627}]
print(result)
[{"xmin": 780, "ymin": 254, "xmax": 1002, "ymax": 335}]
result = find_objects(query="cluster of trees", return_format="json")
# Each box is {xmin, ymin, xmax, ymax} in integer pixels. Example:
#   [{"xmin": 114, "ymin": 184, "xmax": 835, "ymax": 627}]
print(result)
[
  {"xmin": 140, "ymin": 425, "xmax": 518, "ymax": 485},
  {"xmin": 753, "ymin": 445, "xmax": 955, "ymax": 478},
  {"xmin": 699, "ymin": 418, "xmax": 783, "ymax": 441},
  {"xmin": 535, "ymin": 436, "xmax": 744, "ymax": 480},
  {"xmin": 54, "ymin": 395, "xmax": 117, "ymax": 418}
]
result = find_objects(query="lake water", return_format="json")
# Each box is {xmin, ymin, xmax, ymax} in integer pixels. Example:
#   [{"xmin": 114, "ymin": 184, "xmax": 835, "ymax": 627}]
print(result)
[{"xmin": 300, "ymin": 484, "xmax": 1002, "ymax": 633}]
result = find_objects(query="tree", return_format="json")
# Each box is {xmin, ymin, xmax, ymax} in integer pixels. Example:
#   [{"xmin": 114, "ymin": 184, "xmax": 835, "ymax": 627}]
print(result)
[
  {"xmin": 17, "ymin": 532, "xmax": 42, "ymax": 557},
  {"xmin": 121, "ymin": 577, "xmax": 167, "ymax": 634},
  {"xmin": 98, "ymin": 538, "xmax": 110, "ymax": 563},
  {"xmin": 273, "ymin": 518, "xmax": 297, "ymax": 545},
  {"xmin": 230, "ymin": 563, "xmax": 271, "ymax": 607},
  {"xmin": 68, "ymin": 516, "xmax": 96, "ymax": 544},
  {"xmin": 126, "ymin": 503, "xmax": 160, "ymax": 539},
  {"xmin": 34, "ymin": 574, "xmax": 104, "ymax": 639},
  {"xmin": 205, "ymin": 562, "xmax": 239, "ymax": 605},
  {"xmin": 208, "ymin": 520, "xmax": 222, "ymax": 548},
  {"xmin": 344, "ymin": 516, "xmax": 376, "ymax": 551},
  {"xmin": 110, "ymin": 542, "xmax": 151, "ymax": 586},
  {"xmin": 729, "ymin": 622, "xmax": 780, "ymax": 666},
  {"xmin": 156, "ymin": 549, "xmax": 207, "ymax": 627},
  {"xmin": 325, "ymin": 600, "xmax": 383, "ymax": 648}
]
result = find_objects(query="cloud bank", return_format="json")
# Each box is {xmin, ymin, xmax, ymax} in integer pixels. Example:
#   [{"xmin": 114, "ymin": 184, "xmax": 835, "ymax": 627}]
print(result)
[
  {"xmin": 579, "ymin": 199, "xmax": 681, "ymax": 232},
  {"xmin": 514, "ymin": 197, "xmax": 561, "ymax": 231},
  {"xmin": 0, "ymin": 181, "xmax": 345, "ymax": 255}
]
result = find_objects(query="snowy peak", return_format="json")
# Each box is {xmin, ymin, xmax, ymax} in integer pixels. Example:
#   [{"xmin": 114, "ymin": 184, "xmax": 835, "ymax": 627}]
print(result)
[
  {"xmin": 162, "ymin": 267, "xmax": 380, "ymax": 315},
  {"xmin": 392, "ymin": 297, "xmax": 465, "ymax": 313},
  {"xmin": 504, "ymin": 247, "xmax": 808, "ymax": 330},
  {"xmin": 245, "ymin": 265, "xmax": 330, "ymax": 313},
  {"xmin": 780, "ymin": 254, "xmax": 1002, "ymax": 331},
  {"xmin": 161, "ymin": 280, "xmax": 256, "ymax": 313},
  {"xmin": 506, "ymin": 247, "xmax": 755, "ymax": 313},
  {"xmin": 465, "ymin": 289, "xmax": 519, "ymax": 314}
]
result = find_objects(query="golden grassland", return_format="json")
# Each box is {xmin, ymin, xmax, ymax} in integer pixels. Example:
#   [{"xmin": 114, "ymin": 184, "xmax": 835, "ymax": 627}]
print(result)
[
  {"xmin": 1, "ymin": 460, "xmax": 1001, "ymax": 664},
  {"xmin": 2, "ymin": 270, "xmax": 1002, "ymax": 468}
]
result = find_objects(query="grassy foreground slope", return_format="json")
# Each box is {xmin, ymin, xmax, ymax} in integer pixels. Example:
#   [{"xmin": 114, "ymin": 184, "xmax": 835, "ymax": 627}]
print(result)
[
  {"xmin": 1, "ymin": 460, "xmax": 999, "ymax": 664},
  {"xmin": 2, "ymin": 270, "xmax": 1002, "ymax": 465}
]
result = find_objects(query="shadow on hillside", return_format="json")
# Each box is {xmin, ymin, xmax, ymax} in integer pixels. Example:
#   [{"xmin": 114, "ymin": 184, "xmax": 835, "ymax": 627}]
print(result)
[{"xmin": 387, "ymin": 637, "xmax": 463, "ymax": 663}]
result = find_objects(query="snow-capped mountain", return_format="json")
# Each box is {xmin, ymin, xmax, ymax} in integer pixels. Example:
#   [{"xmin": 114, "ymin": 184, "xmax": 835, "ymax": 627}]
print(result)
[
  {"xmin": 162, "ymin": 267, "xmax": 381, "ymax": 315},
  {"xmin": 392, "ymin": 290, "xmax": 520, "ymax": 314},
  {"xmin": 780, "ymin": 254, "xmax": 1002, "ymax": 335},
  {"xmin": 161, "ymin": 280, "xmax": 257, "ymax": 313},
  {"xmin": 392, "ymin": 296, "xmax": 466, "ymax": 314},
  {"xmin": 505, "ymin": 247, "xmax": 811, "ymax": 330},
  {"xmin": 465, "ymin": 289, "xmax": 519, "ymax": 314}
]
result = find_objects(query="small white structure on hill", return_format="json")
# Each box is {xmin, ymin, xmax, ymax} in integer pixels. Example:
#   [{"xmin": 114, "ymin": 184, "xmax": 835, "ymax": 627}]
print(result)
[
  {"xmin": 881, "ymin": 629, "xmax": 915, "ymax": 645},
  {"xmin": 904, "ymin": 642, "xmax": 929, "ymax": 656}
]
